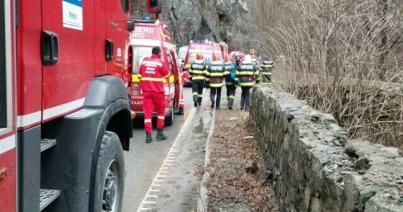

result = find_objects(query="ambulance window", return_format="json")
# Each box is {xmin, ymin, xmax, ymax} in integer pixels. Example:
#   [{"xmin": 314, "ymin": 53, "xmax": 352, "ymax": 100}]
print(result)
[
  {"xmin": 0, "ymin": 1, "xmax": 7, "ymax": 128},
  {"xmin": 120, "ymin": 0, "xmax": 129, "ymax": 14},
  {"xmin": 132, "ymin": 46, "xmax": 152, "ymax": 74}
]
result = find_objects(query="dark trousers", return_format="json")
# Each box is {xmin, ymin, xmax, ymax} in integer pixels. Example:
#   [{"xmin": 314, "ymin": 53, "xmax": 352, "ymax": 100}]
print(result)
[
  {"xmin": 226, "ymin": 84, "xmax": 236, "ymax": 108},
  {"xmin": 226, "ymin": 84, "xmax": 236, "ymax": 99},
  {"xmin": 210, "ymin": 87, "xmax": 222, "ymax": 108},
  {"xmin": 240, "ymin": 87, "xmax": 251, "ymax": 111},
  {"xmin": 192, "ymin": 80, "xmax": 204, "ymax": 104}
]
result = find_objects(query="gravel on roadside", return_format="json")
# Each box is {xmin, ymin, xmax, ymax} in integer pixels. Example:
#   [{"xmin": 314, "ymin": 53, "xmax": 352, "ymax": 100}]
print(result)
[{"xmin": 205, "ymin": 109, "xmax": 279, "ymax": 212}]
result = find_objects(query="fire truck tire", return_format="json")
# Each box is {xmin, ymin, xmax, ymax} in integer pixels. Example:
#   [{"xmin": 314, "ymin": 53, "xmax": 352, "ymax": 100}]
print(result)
[
  {"xmin": 93, "ymin": 131, "xmax": 125, "ymax": 212},
  {"xmin": 165, "ymin": 107, "xmax": 174, "ymax": 126}
]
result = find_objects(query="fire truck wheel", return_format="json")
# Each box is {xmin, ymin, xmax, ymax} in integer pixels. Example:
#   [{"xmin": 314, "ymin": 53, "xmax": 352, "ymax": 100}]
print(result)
[
  {"xmin": 165, "ymin": 108, "xmax": 174, "ymax": 126},
  {"xmin": 94, "ymin": 131, "xmax": 125, "ymax": 212}
]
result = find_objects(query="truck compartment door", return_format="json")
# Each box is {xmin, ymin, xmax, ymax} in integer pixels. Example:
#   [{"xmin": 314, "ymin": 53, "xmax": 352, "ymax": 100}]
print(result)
[{"xmin": 41, "ymin": 0, "xmax": 94, "ymax": 121}]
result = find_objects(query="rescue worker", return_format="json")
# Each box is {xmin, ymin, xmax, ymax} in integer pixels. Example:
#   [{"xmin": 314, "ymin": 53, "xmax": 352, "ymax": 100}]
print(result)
[
  {"xmin": 138, "ymin": 46, "xmax": 170, "ymax": 143},
  {"xmin": 236, "ymin": 54, "xmax": 258, "ymax": 111},
  {"xmin": 261, "ymin": 59, "xmax": 274, "ymax": 84},
  {"xmin": 233, "ymin": 55, "xmax": 241, "ymax": 70},
  {"xmin": 206, "ymin": 55, "xmax": 225, "ymax": 109},
  {"xmin": 190, "ymin": 54, "xmax": 207, "ymax": 107},
  {"xmin": 224, "ymin": 56, "xmax": 237, "ymax": 110}
]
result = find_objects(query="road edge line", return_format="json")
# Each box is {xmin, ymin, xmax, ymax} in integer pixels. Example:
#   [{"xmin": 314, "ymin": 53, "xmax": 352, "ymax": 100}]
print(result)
[
  {"xmin": 136, "ymin": 106, "xmax": 197, "ymax": 212},
  {"xmin": 197, "ymin": 106, "xmax": 216, "ymax": 212}
]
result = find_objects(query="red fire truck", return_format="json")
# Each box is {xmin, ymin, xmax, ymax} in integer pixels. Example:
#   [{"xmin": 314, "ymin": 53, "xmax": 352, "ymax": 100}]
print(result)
[
  {"xmin": 129, "ymin": 19, "xmax": 185, "ymax": 125},
  {"xmin": 0, "ymin": 1, "xmax": 160, "ymax": 212},
  {"xmin": 183, "ymin": 40, "xmax": 223, "ymax": 86}
]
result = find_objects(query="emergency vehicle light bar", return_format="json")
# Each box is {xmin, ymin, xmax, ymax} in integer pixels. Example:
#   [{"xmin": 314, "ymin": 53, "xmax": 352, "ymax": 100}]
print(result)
[
  {"xmin": 190, "ymin": 40, "xmax": 212, "ymax": 44},
  {"xmin": 134, "ymin": 19, "xmax": 156, "ymax": 24}
]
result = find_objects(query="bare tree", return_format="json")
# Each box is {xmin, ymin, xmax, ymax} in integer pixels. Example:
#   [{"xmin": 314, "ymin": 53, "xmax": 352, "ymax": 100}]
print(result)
[{"xmin": 257, "ymin": 0, "xmax": 403, "ymax": 149}]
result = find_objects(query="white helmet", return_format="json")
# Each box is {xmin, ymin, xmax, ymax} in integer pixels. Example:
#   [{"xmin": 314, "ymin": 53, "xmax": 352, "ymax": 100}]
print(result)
[{"xmin": 244, "ymin": 54, "xmax": 252, "ymax": 63}]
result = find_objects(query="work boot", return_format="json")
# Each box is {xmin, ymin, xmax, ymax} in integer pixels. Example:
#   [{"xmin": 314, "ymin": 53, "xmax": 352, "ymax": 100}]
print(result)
[
  {"xmin": 156, "ymin": 129, "xmax": 168, "ymax": 141},
  {"xmin": 194, "ymin": 101, "xmax": 198, "ymax": 107},
  {"xmin": 145, "ymin": 133, "xmax": 152, "ymax": 143}
]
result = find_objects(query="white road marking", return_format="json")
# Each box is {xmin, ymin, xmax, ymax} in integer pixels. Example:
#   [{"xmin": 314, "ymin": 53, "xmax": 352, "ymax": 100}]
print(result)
[
  {"xmin": 147, "ymin": 195, "xmax": 159, "ymax": 198},
  {"xmin": 136, "ymin": 106, "xmax": 197, "ymax": 212},
  {"xmin": 142, "ymin": 201, "xmax": 156, "ymax": 205}
]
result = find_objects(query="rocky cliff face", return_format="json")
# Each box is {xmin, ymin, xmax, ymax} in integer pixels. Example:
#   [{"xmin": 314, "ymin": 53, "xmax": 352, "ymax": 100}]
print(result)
[{"xmin": 131, "ymin": 0, "xmax": 262, "ymax": 51}]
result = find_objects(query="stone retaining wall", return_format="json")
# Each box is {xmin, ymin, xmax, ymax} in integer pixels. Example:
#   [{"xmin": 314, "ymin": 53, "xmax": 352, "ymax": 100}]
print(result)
[{"xmin": 249, "ymin": 86, "xmax": 403, "ymax": 212}]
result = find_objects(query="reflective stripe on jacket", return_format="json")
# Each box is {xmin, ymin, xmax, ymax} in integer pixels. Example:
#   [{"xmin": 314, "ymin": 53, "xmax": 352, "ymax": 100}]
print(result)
[
  {"xmin": 138, "ymin": 54, "xmax": 170, "ymax": 93},
  {"xmin": 237, "ymin": 63, "xmax": 257, "ymax": 87},
  {"xmin": 190, "ymin": 60, "xmax": 207, "ymax": 81},
  {"xmin": 206, "ymin": 61, "xmax": 225, "ymax": 88},
  {"xmin": 261, "ymin": 64, "xmax": 274, "ymax": 75}
]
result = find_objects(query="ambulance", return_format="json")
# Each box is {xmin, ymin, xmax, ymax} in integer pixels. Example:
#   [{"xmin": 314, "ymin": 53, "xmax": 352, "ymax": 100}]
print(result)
[
  {"xmin": 177, "ymin": 46, "xmax": 190, "ymax": 87},
  {"xmin": 183, "ymin": 40, "xmax": 223, "ymax": 86},
  {"xmin": 129, "ymin": 19, "xmax": 185, "ymax": 125}
]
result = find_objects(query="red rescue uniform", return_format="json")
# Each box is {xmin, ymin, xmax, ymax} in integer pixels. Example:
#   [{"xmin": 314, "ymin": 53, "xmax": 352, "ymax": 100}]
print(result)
[{"xmin": 138, "ymin": 54, "xmax": 170, "ymax": 133}]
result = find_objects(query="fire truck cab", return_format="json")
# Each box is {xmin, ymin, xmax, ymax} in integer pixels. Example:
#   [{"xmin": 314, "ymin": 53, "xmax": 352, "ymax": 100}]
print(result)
[
  {"xmin": 0, "ymin": 0, "xmax": 160, "ymax": 212},
  {"xmin": 129, "ymin": 19, "xmax": 185, "ymax": 125}
]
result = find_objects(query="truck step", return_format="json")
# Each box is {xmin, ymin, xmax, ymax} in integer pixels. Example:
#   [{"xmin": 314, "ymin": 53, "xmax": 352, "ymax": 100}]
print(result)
[
  {"xmin": 40, "ymin": 189, "xmax": 61, "ymax": 211},
  {"xmin": 40, "ymin": 139, "xmax": 57, "ymax": 152}
]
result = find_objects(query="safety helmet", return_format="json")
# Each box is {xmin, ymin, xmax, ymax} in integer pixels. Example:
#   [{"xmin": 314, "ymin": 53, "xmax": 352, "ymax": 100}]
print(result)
[
  {"xmin": 196, "ymin": 53, "xmax": 204, "ymax": 60},
  {"xmin": 244, "ymin": 54, "xmax": 252, "ymax": 63},
  {"xmin": 143, "ymin": 15, "xmax": 153, "ymax": 21}
]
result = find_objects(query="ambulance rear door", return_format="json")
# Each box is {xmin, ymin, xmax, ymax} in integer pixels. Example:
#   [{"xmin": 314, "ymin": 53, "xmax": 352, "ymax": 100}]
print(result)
[
  {"xmin": 169, "ymin": 49, "xmax": 183, "ymax": 110},
  {"xmin": 163, "ymin": 48, "xmax": 175, "ymax": 107},
  {"xmin": 130, "ymin": 46, "xmax": 152, "ymax": 112}
]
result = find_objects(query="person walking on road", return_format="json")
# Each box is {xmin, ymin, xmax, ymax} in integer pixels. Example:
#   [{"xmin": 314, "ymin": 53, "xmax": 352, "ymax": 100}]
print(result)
[
  {"xmin": 224, "ymin": 56, "xmax": 238, "ymax": 110},
  {"xmin": 206, "ymin": 55, "xmax": 225, "ymax": 109},
  {"xmin": 237, "ymin": 54, "xmax": 258, "ymax": 111},
  {"xmin": 261, "ymin": 59, "xmax": 274, "ymax": 85},
  {"xmin": 190, "ymin": 54, "xmax": 207, "ymax": 107},
  {"xmin": 138, "ymin": 46, "xmax": 170, "ymax": 143}
]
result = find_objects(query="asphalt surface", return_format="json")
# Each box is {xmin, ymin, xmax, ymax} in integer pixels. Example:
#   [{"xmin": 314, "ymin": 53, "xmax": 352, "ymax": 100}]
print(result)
[{"xmin": 122, "ymin": 87, "xmax": 195, "ymax": 211}]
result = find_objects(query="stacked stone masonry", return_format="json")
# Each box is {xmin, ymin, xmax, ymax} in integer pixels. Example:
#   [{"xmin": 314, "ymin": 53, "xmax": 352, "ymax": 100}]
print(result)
[{"xmin": 249, "ymin": 86, "xmax": 403, "ymax": 212}]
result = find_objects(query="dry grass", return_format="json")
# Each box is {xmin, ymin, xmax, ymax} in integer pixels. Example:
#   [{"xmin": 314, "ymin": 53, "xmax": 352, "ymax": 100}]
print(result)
[
  {"xmin": 251, "ymin": 0, "xmax": 403, "ymax": 150},
  {"xmin": 207, "ymin": 110, "xmax": 278, "ymax": 212}
]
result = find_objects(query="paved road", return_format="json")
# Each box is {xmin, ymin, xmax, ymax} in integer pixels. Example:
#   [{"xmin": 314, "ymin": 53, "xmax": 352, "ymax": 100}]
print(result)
[{"xmin": 122, "ymin": 87, "xmax": 194, "ymax": 211}]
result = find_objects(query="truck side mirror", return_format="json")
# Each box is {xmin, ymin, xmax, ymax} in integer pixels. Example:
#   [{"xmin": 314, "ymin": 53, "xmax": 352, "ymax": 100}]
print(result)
[
  {"xmin": 128, "ymin": 19, "xmax": 135, "ymax": 32},
  {"xmin": 146, "ymin": 0, "xmax": 161, "ymax": 14}
]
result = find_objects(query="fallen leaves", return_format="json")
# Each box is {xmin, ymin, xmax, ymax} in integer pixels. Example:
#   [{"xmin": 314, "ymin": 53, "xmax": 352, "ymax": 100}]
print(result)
[{"xmin": 206, "ymin": 110, "xmax": 279, "ymax": 211}]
